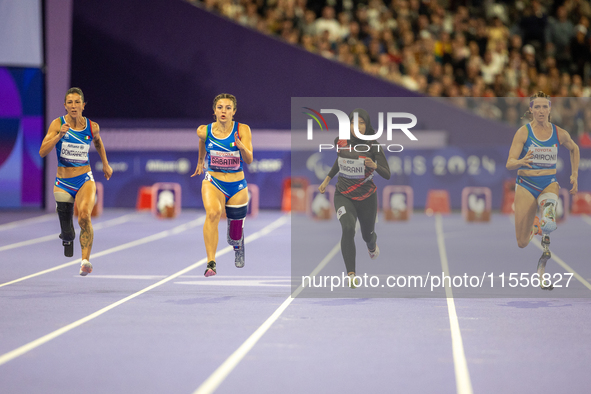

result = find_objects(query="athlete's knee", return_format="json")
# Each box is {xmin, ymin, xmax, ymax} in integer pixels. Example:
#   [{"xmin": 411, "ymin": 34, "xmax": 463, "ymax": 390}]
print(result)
[
  {"xmin": 517, "ymin": 237, "xmax": 529, "ymax": 248},
  {"xmin": 206, "ymin": 206, "xmax": 222, "ymax": 222},
  {"xmin": 77, "ymin": 210, "xmax": 91, "ymax": 227},
  {"xmin": 361, "ymin": 229, "xmax": 375, "ymax": 243},
  {"xmin": 340, "ymin": 220, "xmax": 356, "ymax": 238}
]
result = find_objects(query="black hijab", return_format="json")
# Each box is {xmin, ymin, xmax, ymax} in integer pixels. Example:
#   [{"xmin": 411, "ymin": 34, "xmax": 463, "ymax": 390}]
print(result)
[{"xmin": 334, "ymin": 108, "xmax": 376, "ymax": 145}]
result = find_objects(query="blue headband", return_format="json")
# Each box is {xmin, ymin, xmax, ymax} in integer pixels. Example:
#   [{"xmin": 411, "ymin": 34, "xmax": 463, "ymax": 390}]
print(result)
[{"xmin": 530, "ymin": 99, "xmax": 551, "ymax": 108}]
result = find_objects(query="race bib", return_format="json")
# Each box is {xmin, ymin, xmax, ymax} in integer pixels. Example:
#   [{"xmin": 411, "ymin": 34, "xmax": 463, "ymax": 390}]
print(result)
[
  {"xmin": 338, "ymin": 157, "xmax": 365, "ymax": 179},
  {"xmin": 529, "ymin": 146, "xmax": 558, "ymax": 168},
  {"xmin": 209, "ymin": 150, "xmax": 240, "ymax": 171},
  {"xmin": 60, "ymin": 142, "xmax": 89, "ymax": 164},
  {"xmin": 336, "ymin": 206, "xmax": 346, "ymax": 220}
]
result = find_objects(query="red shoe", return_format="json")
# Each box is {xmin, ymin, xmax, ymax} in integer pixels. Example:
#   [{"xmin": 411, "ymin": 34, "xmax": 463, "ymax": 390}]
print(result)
[{"xmin": 204, "ymin": 261, "xmax": 217, "ymax": 277}]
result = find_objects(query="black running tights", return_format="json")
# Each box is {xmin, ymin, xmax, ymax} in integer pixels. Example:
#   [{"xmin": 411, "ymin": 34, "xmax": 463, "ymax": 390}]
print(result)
[{"xmin": 333, "ymin": 193, "xmax": 377, "ymax": 274}]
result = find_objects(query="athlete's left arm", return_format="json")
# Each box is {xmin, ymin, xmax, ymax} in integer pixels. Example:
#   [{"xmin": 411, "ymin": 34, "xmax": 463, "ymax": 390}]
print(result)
[
  {"xmin": 235, "ymin": 124, "xmax": 253, "ymax": 165},
  {"xmin": 92, "ymin": 122, "xmax": 113, "ymax": 180},
  {"xmin": 558, "ymin": 127, "xmax": 579, "ymax": 194},
  {"xmin": 373, "ymin": 149, "xmax": 390, "ymax": 180}
]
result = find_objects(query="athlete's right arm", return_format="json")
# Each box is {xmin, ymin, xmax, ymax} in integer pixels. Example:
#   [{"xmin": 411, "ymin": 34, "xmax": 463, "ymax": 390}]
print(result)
[
  {"xmin": 319, "ymin": 158, "xmax": 339, "ymax": 193},
  {"xmin": 506, "ymin": 126, "xmax": 532, "ymax": 170},
  {"xmin": 39, "ymin": 119, "xmax": 69, "ymax": 158},
  {"xmin": 191, "ymin": 126, "xmax": 207, "ymax": 177}
]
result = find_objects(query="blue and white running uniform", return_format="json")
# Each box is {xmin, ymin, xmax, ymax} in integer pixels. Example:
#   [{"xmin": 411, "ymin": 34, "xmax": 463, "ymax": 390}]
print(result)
[
  {"xmin": 56, "ymin": 116, "xmax": 94, "ymax": 167},
  {"xmin": 54, "ymin": 116, "xmax": 95, "ymax": 197},
  {"xmin": 55, "ymin": 172, "xmax": 94, "ymax": 198},
  {"xmin": 516, "ymin": 122, "xmax": 560, "ymax": 199},
  {"xmin": 204, "ymin": 122, "xmax": 247, "ymax": 200}
]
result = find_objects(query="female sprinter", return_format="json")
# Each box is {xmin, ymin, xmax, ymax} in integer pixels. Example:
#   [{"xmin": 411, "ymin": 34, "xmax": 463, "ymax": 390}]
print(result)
[
  {"xmin": 39, "ymin": 87, "xmax": 113, "ymax": 276},
  {"xmin": 318, "ymin": 109, "xmax": 391, "ymax": 288},
  {"xmin": 506, "ymin": 91, "xmax": 579, "ymax": 289},
  {"xmin": 191, "ymin": 94, "xmax": 253, "ymax": 277}
]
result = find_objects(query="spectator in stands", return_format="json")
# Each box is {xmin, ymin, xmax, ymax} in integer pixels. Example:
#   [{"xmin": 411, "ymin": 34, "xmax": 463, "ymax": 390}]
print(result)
[
  {"xmin": 314, "ymin": 6, "xmax": 341, "ymax": 43},
  {"xmin": 488, "ymin": 16, "xmax": 510, "ymax": 51},
  {"xmin": 301, "ymin": 9, "xmax": 317, "ymax": 37},
  {"xmin": 547, "ymin": 6, "xmax": 574, "ymax": 71},
  {"xmin": 570, "ymin": 25, "xmax": 591, "ymax": 77},
  {"xmin": 522, "ymin": 44, "xmax": 539, "ymax": 78},
  {"xmin": 193, "ymin": 0, "xmax": 591, "ymax": 110},
  {"xmin": 336, "ymin": 12, "xmax": 351, "ymax": 40},
  {"xmin": 519, "ymin": 0, "xmax": 548, "ymax": 51},
  {"xmin": 401, "ymin": 63, "xmax": 421, "ymax": 91}
]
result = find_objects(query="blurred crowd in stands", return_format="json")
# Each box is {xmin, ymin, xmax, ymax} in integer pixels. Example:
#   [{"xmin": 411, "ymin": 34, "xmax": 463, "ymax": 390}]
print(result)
[{"xmin": 190, "ymin": 0, "xmax": 591, "ymax": 139}]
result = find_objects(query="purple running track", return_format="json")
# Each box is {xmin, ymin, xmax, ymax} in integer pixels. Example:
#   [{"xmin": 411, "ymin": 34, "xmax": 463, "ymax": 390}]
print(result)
[{"xmin": 0, "ymin": 210, "xmax": 590, "ymax": 393}]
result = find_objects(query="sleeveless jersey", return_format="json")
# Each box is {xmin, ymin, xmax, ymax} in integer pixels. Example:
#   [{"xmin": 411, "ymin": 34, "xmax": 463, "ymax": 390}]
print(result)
[
  {"xmin": 204, "ymin": 122, "xmax": 244, "ymax": 173},
  {"xmin": 55, "ymin": 116, "xmax": 93, "ymax": 167},
  {"xmin": 518, "ymin": 123, "xmax": 560, "ymax": 171}
]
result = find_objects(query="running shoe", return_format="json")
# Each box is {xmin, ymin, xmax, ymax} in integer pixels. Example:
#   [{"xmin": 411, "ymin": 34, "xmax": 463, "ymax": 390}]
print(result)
[
  {"xmin": 79, "ymin": 259, "xmax": 93, "ymax": 276},
  {"xmin": 368, "ymin": 244, "xmax": 380, "ymax": 260},
  {"xmin": 348, "ymin": 273, "xmax": 356, "ymax": 289},
  {"xmin": 204, "ymin": 261, "xmax": 217, "ymax": 277},
  {"xmin": 540, "ymin": 201, "xmax": 557, "ymax": 234}
]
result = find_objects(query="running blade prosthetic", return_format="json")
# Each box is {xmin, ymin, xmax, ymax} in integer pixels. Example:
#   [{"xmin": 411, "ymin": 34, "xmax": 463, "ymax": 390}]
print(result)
[
  {"xmin": 234, "ymin": 236, "xmax": 245, "ymax": 268},
  {"xmin": 537, "ymin": 235, "xmax": 553, "ymax": 290},
  {"xmin": 59, "ymin": 234, "xmax": 74, "ymax": 257}
]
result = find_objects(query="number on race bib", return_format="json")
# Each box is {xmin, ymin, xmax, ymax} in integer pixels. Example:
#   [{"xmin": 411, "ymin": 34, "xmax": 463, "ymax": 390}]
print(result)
[{"xmin": 209, "ymin": 150, "xmax": 240, "ymax": 171}]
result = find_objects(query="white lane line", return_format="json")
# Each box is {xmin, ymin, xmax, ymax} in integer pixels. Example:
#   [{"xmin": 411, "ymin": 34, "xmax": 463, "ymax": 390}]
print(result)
[
  {"xmin": 0, "ymin": 212, "xmax": 140, "ymax": 253},
  {"xmin": 81, "ymin": 275, "xmax": 291, "ymax": 280},
  {"xmin": 582, "ymin": 214, "xmax": 591, "ymax": 226},
  {"xmin": 531, "ymin": 240, "xmax": 591, "ymax": 291},
  {"xmin": 193, "ymin": 240, "xmax": 340, "ymax": 394},
  {"xmin": 77, "ymin": 275, "xmax": 168, "ymax": 280},
  {"xmin": 175, "ymin": 279, "xmax": 290, "ymax": 287},
  {"xmin": 0, "ymin": 214, "xmax": 55, "ymax": 231},
  {"xmin": 435, "ymin": 214, "xmax": 474, "ymax": 394},
  {"xmin": 0, "ymin": 214, "xmax": 290, "ymax": 366},
  {"xmin": 0, "ymin": 216, "xmax": 206, "ymax": 288}
]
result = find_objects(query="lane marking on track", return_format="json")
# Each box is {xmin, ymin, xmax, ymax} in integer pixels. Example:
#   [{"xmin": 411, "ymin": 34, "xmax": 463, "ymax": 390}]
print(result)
[
  {"xmin": 0, "ymin": 212, "xmax": 140, "ymax": 252},
  {"xmin": 0, "ymin": 215, "xmax": 206, "ymax": 288},
  {"xmin": 531, "ymin": 241, "xmax": 591, "ymax": 291},
  {"xmin": 435, "ymin": 214, "xmax": 474, "ymax": 394},
  {"xmin": 509, "ymin": 215, "xmax": 591, "ymax": 291},
  {"xmin": 80, "ymin": 275, "xmax": 291, "ymax": 280},
  {"xmin": 175, "ymin": 279, "xmax": 290, "ymax": 287},
  {"xmin": 193, "ymin": 240, "xmax": 340, "ymax": 394},
  {"xmin": 0, "ymin": 215, "xmax": 290, "ymax": 367},
  {"xmin": 0, "ymin": 214, "xmax": 55, "ymax": 232}
]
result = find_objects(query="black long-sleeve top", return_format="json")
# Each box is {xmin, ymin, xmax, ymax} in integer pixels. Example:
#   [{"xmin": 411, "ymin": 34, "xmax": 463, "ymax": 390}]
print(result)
[{"xmin": 327, "ymin": 139, "xmax": 391, "ymax": 201}]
